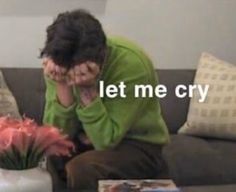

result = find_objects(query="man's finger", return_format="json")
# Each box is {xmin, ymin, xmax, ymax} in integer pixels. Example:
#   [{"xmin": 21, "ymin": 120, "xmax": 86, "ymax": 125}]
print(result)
[
  {"xmin": 87, "ymin": 62, "xmax": 100, "ymax": 75},
  {"xmin": 48, "ymin": 72, "xmax": 55, "ymax": 81},
  {"xmin": 48, "ymin": 60, "xmax": 56, "ymax": 74},
  {"xmin": 59, "ymin": 67, "xmax": 67, "ymax": 75},
  {"xmin": 79, "ymin": 63, "xmax": 89, "ymax": 75},
  {"xmin": 42, "ymin": 57, "xmax": 49, "ymax": 66},
  {"xmin": 75, "ymin": 75, "xmax": 82, "ymax": 84},
  {"xmin": 74, "ymin": 65, "xmax": 82, "ymax": 76},
  {"xmin": 55, "ymin": 65, "xmax": 61, "ymax": 74},
  {"xmin": 81, "ymin": 72, "xmax": 93, "ymax": 82},
  {"xmin": 67, "ymin": 78, "xmax": 74, "ymax": 85},
  {"xmin": 67, "ymin": 69, "xmax": 76, "ymax": 82}
]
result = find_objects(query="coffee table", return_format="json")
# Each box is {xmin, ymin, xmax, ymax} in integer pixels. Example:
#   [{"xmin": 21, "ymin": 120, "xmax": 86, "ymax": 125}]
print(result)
[{"xmin": 55, "ymin": 185, "xmax": 236, "ymax": 192}]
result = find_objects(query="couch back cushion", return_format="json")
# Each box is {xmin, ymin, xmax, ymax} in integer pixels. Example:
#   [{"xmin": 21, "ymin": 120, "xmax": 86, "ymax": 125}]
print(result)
[
  {"xmin": 1, "ymin": 68, "xmax": 45, "ymax": 124},
  {"xmin": 158, "ymin": 70, "xmax": 195, "ymax": 133},
  {"xmin": 1, "ymin": 68, "xmax": 195, "ymax": 132}
]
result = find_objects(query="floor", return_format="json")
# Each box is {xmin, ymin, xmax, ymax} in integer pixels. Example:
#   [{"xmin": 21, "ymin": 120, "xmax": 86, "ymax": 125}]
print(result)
[{"xmin": 181, "ymin": 184, "xmax": 236, "ymax": 192}]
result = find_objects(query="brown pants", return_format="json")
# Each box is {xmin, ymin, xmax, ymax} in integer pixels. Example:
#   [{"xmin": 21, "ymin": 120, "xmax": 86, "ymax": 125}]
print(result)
[{"xmin": 47, "ymin": 139, "xmax": 168, "ymax": 191}]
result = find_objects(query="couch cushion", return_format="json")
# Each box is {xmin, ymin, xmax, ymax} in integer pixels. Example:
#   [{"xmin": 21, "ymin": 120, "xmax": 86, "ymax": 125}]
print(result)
[
  {"xmin": 163, "ymin": 134, "xmax": 236, "ymax": 186},
  {"xmin": 1, "ymin": 68, "xmax": 45, "ymax": 123},
  {"xmin": 158, "ymin": 70, "xmax": 195, "ymax": 133}
]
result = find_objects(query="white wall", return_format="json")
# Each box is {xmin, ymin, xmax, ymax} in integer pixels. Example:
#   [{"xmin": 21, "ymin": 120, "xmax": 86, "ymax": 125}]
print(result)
[{"xmin": 0, "ymin": 0, "xmax": 235, "ymax": 69}]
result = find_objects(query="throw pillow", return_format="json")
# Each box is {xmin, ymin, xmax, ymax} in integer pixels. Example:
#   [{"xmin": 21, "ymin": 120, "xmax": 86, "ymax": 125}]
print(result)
[
  {"xmin": 178, "ymin": 53, "xmax": 236, "ymax": 140},
  {"xmin": 0, "ymin": 70, "xmax": 21, "ymax": 119}
]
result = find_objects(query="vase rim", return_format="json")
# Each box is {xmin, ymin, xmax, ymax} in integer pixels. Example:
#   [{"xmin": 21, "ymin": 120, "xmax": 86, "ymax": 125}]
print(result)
[{"xmin": 0, "ymin": 166, "xmax": 40, "ymax": 172}]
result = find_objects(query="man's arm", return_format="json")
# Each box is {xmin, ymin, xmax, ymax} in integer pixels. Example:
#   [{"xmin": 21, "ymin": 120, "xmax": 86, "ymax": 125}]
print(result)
[
  {"xmin": 43, "ymin": 77, "xmax": 79, "ymax": 137},
  {"xmin": 73, "ymin": 59, "xmax": 149, "ymax": 150},
  {"xmin": 56, "ymin": 83, "xmax": 75, "ymax": 107},
  {"xmin": 42, "ymin": 59, "xmax": 79, "ymax": 137}
]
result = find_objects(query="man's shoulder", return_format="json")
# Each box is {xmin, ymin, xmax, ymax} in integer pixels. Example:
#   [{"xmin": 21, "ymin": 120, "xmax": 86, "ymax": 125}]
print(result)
[
  {"xmin": 108, "ymin": 36, "xmax": 146, "ymax": 56},
  {"xmin": 103, "ymin": 36, "xmax": 156, "ymax": 84},
  {"xmin": 107, "ymin": 36, "xmax": 152, "ymax": 66}
]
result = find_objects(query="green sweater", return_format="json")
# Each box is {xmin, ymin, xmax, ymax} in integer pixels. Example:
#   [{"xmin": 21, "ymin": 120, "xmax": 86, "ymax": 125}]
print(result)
[{"xmin": 43, "ymin": 36, "xmax": 169, "ymax": 150}]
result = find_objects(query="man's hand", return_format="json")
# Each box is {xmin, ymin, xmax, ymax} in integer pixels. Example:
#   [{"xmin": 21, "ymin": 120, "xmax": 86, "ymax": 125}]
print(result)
[
  {"xmin": 67, "ymin": 62, "xmax": 100, "ymax": 107},
  {"xmin": 43, "ymin": 58, "xmax": 67, "ymax": 83},
  {"xmin": 67, "ymin": 62, "xmax": 100, "ymax": 87},
  {"xmin": 43, "ymin": 58, "xmax": 75, "ymax": 107}
]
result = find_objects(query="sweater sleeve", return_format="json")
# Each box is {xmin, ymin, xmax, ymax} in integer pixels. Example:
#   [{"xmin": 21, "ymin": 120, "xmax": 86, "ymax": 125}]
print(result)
[
  {"xmin": 43, "ymin": 77, "xmax": 80, "ymax": 137},
  {"xmin": 76, "ymin": 57, "xmax": 150, "ymax": 150}
]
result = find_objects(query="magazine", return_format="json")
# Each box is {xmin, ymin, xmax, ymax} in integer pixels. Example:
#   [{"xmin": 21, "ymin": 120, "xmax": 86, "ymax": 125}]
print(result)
[{"xmin": 99, "ymin": 179, "xmax": 181, "ymax": 192}]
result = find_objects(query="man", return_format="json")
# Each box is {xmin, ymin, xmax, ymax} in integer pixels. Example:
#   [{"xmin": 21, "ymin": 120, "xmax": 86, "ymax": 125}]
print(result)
[{"xmin": 42, "ymin": 9, "xmax": 169, "ymax": 190}]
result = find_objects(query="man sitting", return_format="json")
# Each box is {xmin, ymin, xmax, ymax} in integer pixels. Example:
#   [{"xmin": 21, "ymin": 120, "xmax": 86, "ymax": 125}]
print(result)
[{"xmin": 41, "ymin": 9, "xmax": 169, "ymax": 190}]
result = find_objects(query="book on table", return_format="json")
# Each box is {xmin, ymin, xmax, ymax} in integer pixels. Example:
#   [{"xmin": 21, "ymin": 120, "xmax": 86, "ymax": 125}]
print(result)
[{"xmin": 98, "ymin": 179, "xmax": 181, "ymax": 192}]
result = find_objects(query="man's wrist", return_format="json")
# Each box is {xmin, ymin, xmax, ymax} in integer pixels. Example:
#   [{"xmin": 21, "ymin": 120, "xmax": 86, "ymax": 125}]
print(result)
[
  {"xmin": 56, "ymin": 82, "xmax": 75, "ymax": 107},
  {"xmin": 79, "ymin": 86, "xmax": 98, "ymax": 107}
]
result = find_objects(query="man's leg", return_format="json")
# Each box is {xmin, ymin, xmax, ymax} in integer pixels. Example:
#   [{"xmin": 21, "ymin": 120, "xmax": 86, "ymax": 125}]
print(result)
[
  {"xmin": 65, "ymin": 139, "xmax": 167, "ymax": 190},
  {"xmin": 47, "ymin": 135, "xmax": 93, "ymax": 191}
]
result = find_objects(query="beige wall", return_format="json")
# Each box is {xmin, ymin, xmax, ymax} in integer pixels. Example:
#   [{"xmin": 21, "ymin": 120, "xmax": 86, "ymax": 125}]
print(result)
[{"xmin": 0, "ymin": 0, "xmax": 235, "ymax": 68}]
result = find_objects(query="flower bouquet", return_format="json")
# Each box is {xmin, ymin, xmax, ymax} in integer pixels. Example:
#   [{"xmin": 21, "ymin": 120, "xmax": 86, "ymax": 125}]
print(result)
[
  {"xmin": 0, "ymin": 116, "xmax": 75, "ymax": 192},
  {"xmin": 0, "ymin": 116, "xmax": 74, "ymax": 170}
]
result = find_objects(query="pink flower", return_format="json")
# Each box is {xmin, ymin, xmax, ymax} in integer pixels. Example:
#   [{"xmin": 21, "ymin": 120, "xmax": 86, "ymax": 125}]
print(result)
[
  {"xmin": 11, "ymin": 129, "xmax": 33, "ymax": 154},
  {"xmin": 0, "ymin": 128, "xmax": 14, "ymax": 153},
  {"xmin": 0, "ymin": 116, "xmax": 20, "ymax": 131},
  {"xmin": 33, "ymin": 125, "xmax": 75, "ymax": 154},
  {"xmin": 45, "ymin": 140, "xmax": 75, "ymax": 156}
]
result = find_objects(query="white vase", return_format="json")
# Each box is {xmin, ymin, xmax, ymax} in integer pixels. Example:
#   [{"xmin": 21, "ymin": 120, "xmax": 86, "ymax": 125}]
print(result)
[{"xmin": 0, "ymin": 167, "xmax": 52, "ymax": 192}]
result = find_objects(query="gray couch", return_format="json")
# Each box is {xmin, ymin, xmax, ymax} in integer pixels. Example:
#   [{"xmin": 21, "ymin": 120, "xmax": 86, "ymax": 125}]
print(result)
[{"xmin": 2, "ymin": 68, "xmax": 236, "ymax": 191}]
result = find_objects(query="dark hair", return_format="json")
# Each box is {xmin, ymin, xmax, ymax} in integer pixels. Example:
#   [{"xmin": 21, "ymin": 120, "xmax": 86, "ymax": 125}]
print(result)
[{"xmin": 40, "ymin": 9, "xmax": 107, "ymax": 69}]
